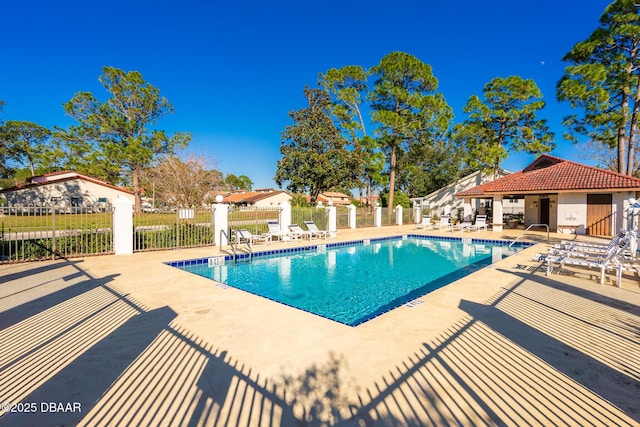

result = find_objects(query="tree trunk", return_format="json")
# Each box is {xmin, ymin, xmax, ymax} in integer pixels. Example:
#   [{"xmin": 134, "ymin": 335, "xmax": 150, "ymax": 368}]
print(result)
[
  {"xmin": 627, "ymin": 69, "xmax": 640, "ymax": 176},
  {"xmin": 618, "ymin": 92, "xmax": 629, "ymax": 174},
  {"xmin": 132, "ymin": 170, "xmax": 142, "ymax": 214},
  {"xmin": 495, "ymin": 121, "xmax": 506, "ymax": 180},
  {"xmin": 388, "ymin": 144, "xmax": 396, "ymax": 220}
]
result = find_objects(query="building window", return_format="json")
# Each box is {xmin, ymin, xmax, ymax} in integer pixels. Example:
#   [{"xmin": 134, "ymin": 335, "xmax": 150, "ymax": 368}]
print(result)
[{"xmin": 71, "ymin": 197, "xmax": 82, "ymax": 207}]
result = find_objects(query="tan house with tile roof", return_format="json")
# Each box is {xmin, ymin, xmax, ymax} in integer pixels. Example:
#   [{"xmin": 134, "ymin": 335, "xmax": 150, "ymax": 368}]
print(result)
[
  {"xmin": 222, "ymin": 189, "xmax": 292, "ymax": 207},
  {"xmin": 456, "ymin": 155, "xmax": 640, "ymax": 236}
]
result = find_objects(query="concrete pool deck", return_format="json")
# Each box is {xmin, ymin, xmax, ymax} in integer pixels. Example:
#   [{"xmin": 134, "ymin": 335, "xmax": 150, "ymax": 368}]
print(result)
[{"xmin": 0, "ymin": 226, "xmax": 638, "ymax": 426}]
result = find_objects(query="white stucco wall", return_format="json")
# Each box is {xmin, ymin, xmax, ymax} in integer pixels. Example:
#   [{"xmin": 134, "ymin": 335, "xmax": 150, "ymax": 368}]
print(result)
[
  {"xmin": 419, "ymin": 171, "xmax": 517, "ymax": 219},
  {"xmin": 551, "ymin": 191, "xmax": 634, "ymax": 235},
  {"xmin": 3, "ymin": 178, "xmax": 134, "ymax": 207},
  {"xmin": 522, "ymin": 195, "xmax": 558, "ymax": 231},
  {"xmin": 614, "ymin": 191, "xmax": 636, "ymax": 233},
  {"xmin": 253, "ymin": 192, "xmax": 292, "ymax": 208},
  {"xmin": 556, "ymin": 193, "xmax": 586, "ymax": 234}
]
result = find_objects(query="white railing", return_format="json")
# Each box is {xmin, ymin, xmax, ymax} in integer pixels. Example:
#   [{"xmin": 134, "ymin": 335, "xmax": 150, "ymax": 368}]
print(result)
[{"xmin": 509, "ymin": 224, "xmax": 550, "ymax": 248}]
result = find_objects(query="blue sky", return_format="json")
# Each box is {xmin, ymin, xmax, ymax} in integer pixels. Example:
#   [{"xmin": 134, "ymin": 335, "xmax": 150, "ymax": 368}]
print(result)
[{"xmin": 1, "ymin": 0, "xmax": 612, "ymax": 190}]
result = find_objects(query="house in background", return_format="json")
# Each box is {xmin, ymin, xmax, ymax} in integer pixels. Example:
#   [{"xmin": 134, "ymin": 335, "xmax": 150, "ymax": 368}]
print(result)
[
  {"xmin": 0, "ymin": 171, "xmax": 134, "ymax": 209},
  {"xmin": 456, "ymin": 155, "xmax": 640, "ymax": 236},
  {"xmin": 222, "ymin": 189, "xmax": 292, "ymax": 208},
  {"xmin": 411, "ymin": 169, "xmax": 520, "ymax": 220},
  {"xmin": 316, "ymin": 191, "xmax": 353, "ymax": 206}
]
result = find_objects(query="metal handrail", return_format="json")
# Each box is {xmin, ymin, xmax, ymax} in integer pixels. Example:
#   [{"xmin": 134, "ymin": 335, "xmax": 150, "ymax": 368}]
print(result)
[
  {"xmin": 509, "ymin": 223, "xmax": 550, "ymax": 248},
  {"xmin": 224, "ymin": 228, "xmax": 254, "ymax": 263},
  {"xmin": 220, "ymin": 229, "xmax": 237, "ymax": 263}
]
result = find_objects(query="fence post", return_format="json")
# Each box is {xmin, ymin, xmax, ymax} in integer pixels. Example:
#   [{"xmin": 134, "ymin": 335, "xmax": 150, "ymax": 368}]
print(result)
[
  {"xmin": 347, "ymin": 204, "xmax": 356, "ymax": 229},
  {"xmin": 462, "ymin": 198, "xmax": 473, "ymax": 222},
  {"xmin": 213, "ymin": 200, "xmax": 229, "ymax": 246},
  {"xmin": 113, "ymin": 196, "xmax": 133, "ymax": 255},
  {"xmin": 279, "ymin": 201, "xmax": 291, "ymax": 234},
  {"xmin": 492, "ymin": 195, "xmax": 503, "ymax": 232},
  {"xmin": 374, "ymin": 206, "xmax": 382, "ymax": 227},
  {"xmin": 395, "ymin": 205, "xmax": 403, "ymax": 226},
  {"xmin": 413, "ymin": 206, "xmax": 421, "ymax": 224},
  {"xmin": 327, "ymin": 203, "xmax": 337, "ymax": 237}
]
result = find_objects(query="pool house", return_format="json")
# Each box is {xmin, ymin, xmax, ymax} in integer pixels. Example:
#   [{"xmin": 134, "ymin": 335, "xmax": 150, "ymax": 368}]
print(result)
[{"xmin": 456, "ymin": 154, "xmax": 640, "ymax": 236}]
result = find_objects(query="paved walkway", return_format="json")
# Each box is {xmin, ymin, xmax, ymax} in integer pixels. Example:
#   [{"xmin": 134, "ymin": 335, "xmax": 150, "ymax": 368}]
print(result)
[{"xmin": 0, "ymin": 226, "xmax": 638, "ymax": 426}]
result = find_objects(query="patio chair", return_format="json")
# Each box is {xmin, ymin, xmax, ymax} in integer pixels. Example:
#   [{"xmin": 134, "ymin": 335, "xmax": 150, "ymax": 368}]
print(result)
[
  {"xmin": 551, "ymin": 230, "xmax": 629, "ymax": 258},
  {"xmin": 465, "ymin": 215, "xmax": 488, "ymax": 232},
  {"xmin": 431, "ymin": 216, "xmax": 451, "ymax": 230},
  {"xmin": 304, "ymin": 220, "xmax": 329, "ymax": 239},
  {"xmin": 265, "ymin": 220, "xmax": 292, "ymax": 241},
  {"xmin": 448, "ymin": 221, "xmax": 472, "ymax": 232},
  {"xmin": 288, "ymin": 224, "xmax": 312, "ymax": 240},
  {"xmin": 414, "ymin": 216, "xmax": 432, "ymax": 230},
  {"xmin": 545, "ymin": 237, "xmax": 629, "ymax": 285},
  {"xmin": 235, "ymin": 229, "xmax": 270, "ymax": 246},
  {"xmin": 556, "ymin": 229, "xmax": 627, "ymax": 252}
]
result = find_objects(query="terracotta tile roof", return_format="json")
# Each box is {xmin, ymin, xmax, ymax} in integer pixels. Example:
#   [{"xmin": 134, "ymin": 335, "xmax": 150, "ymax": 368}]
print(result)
[
  {"xmin": 456, "ymin": 154, "xmax": 640, "ymax": 197},
  {"xmin": 222, "ymin": 190, "xmax": 290, "ymax": 204},
  {"xmin": 0, "ymin": 171, "xmax": 133, "ymax": 194}
]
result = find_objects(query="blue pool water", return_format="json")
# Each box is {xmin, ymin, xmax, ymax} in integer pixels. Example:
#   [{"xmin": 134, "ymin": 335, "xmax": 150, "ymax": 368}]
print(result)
[{"xmin": 171, "ymin": 236, "xmax": 530, "ymax": 326}]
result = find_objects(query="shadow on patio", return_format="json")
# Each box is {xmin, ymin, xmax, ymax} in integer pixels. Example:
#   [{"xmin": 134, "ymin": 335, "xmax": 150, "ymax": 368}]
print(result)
[{"xmin": 0, "ymin": 258, "xmax": 638, "ymax": 425}]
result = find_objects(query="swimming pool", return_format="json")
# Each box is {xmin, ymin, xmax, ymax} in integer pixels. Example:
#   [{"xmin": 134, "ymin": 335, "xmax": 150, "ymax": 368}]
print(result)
[{"xmin": 169, "ymin": 235, "xmax": 532, "ymax": 326}]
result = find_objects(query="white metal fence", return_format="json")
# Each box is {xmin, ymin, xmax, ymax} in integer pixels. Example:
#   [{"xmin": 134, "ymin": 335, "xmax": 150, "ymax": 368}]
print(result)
[
  {"xmin": 133, "ymin": 207, "xmax": 216, "ymax": 252},
  {"xmin": 1, "ymin": 204, "xmax": 114, "ymax": 263},
  {"xmin": 1, "ymin": 203, "xmax": 418, "ymax": 263}
]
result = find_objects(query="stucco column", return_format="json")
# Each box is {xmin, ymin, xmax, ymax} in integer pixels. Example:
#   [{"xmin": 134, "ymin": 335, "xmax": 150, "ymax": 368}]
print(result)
[
  {"xmin": 492, "ymin": 195, "xmax": 503, "ymax": 232},
  {"xmin": 463, "ymin": 198, "xmax": 473, "ymax": 222},
  {"xmin": 213, "ymin": 202, "xmax": 229, "ymax": 246},
  {"xmin": 113, "ymin": 196, "xmax": 133, "ymax": 255},
  {"xmin": 413, "ymin": 207, "xmax": 422, "ymax": 223},
  {"xmin": 395, "ymin": 205, "xmax": 403, "ymax": 226},
  {"xmin": 279, "ymin": 201, "xmax": 291, "ymax": 233},
  {"xmin": 374, "ymin": 206, "xmax": 382, "ymax": 227},
  {"xmin": 347, "ymin": 204, "xmax": 356, "ymax": 229},
  {"xmin": 327, "ymin": 205, "xmax": 337, "ymax": 237}
]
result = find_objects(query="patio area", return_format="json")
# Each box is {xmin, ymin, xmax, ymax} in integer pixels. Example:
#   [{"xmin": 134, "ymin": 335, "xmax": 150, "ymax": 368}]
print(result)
[{"xmin": 0, "ymin": 226, "xmax": 638, "ymax": 426}]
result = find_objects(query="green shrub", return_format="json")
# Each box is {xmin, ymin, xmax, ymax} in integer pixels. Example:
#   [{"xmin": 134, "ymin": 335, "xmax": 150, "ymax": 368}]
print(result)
[{"xmin": 380, "ymin": 191, "xmax": 412, "ymax": 208}]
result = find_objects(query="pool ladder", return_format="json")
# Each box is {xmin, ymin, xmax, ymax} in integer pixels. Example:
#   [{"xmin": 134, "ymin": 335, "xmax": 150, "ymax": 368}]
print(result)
[
  {"xmin": 220, "ymin": 229, "xmax": 252, "ymax": 263},
  {"xmin": 509, "ymin": 223, "xmax": 550, "ymax": 248}
]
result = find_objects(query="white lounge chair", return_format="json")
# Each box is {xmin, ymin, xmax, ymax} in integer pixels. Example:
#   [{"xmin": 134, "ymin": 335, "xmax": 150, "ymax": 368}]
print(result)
[
  {"xmin": 466, "ymin": 215, "xmax": 488, "ymax": 232},
  {"xmin": 414, "ymin": 216, "xmax": 432, "ymax": 230},
  {"xmin": 288, "ymin": 224, "xmax": 312, "ymax": 240},
  {"xmin": 432, "ymin": 216, "xmax": 451, "ymax": 230},
  {"xmin": 235, "ymin": 229, "xmax": 270, "ymax": 246},
  {"xmin": 545, "ymin": 237, "xmax": 629, "ymax": 285},
  {"xmin": 449, "ymin": 221, "xmax": 472, "ymax": 232},
  {"xmin": 555, "ymin": 229, "xmax": 627, "ymax": 253},
  {"xmin": 265, "ymin": 220, "xmax": 292, "ymax": 241},
  {"xmin": 304, "ymin": 221, "xmax": 329, "ymax": 239}
]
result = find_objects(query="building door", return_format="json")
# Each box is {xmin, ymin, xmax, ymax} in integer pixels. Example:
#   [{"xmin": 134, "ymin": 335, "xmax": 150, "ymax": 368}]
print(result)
[
  {"xmin": 540, "ymin": 198, "xmax": 550, "ymax": 226},
  {"xmin": 586, "ymin": 194, "xmax": 613, "ymax": 236}
]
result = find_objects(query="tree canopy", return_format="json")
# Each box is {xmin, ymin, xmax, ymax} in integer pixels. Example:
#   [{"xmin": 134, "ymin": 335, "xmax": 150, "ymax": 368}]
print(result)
[
  {"xmin": 142, "ymin": 155, "xmax": 223, "ymax": 207},
  {"xmin": 453, "ymin": 76, "xmax": 554, "ymax": 179},
  {"xmin": 370, "ymin": 51, "xmax": 453, "ymax": 210},
  {"xmin": 275, "ymin": 87, "xmax": 359, "ymax": 204},
  {"xmin": 557, "ymin": 0, "xmax": 640, "ymax": 175},
  {"xmin": 62, "ymin": 66, "xmax": 191, "ymax": 211},
  {"xmin": 1, "ymin": 121, "xmax": 51, "ymax": 176},
  {"xmin": 224, "ymin": 174, "xmax": 253, "ymax": 191},
  {"xmin": 319, "ymin": 65, "xmax": 383, "ymax": 205}
]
